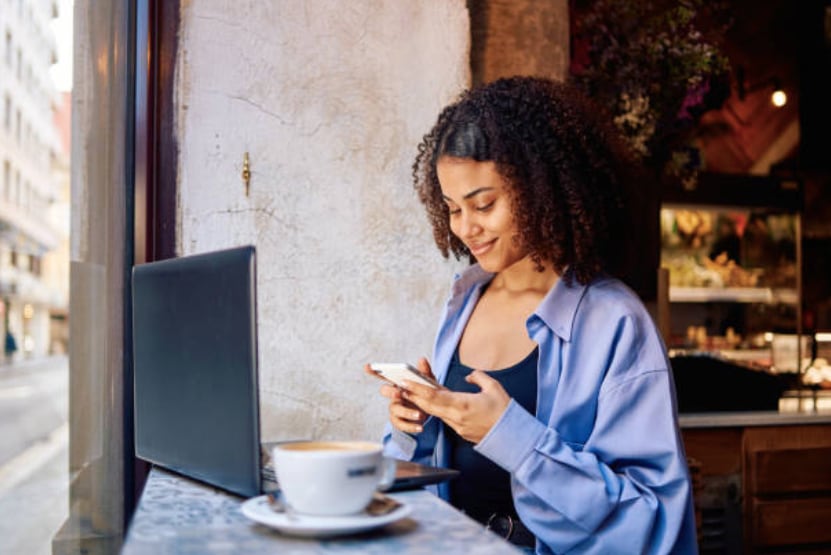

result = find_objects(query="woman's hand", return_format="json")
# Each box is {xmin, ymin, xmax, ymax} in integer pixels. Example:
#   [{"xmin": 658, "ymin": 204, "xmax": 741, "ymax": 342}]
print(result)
[
  {"xmin": 402, "ymin": 370, "xmax": 510, "ymax": 444},
  {"xmin": 364, "ymin": 358, "xmax": 436, "ymax": 434}
]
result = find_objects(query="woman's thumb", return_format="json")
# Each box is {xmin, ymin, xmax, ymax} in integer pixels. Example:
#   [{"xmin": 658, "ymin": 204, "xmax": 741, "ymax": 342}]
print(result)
[{"xmin": 465, "ymin": 369, "xmax": 493, "ymax": 391}]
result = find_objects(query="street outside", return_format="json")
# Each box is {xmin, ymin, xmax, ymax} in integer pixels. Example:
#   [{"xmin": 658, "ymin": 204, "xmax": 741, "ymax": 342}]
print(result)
[{"xmin": 0, "ymin": 355, "xmax": 69, "ymax": 555}]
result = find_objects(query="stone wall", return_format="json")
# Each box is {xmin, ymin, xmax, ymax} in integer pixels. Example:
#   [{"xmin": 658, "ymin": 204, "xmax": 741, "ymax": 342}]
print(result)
[{"xmin": 174, "ymin": 1, "xmax": 470, "ymax": 442}]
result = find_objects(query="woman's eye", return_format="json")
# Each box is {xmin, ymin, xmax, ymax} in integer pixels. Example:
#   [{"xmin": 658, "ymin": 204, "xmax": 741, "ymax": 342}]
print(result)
[
  {"xmin": 447, "ymin": 206, "xmax": 461, "ymax": 215},
  {"xmin": 476, "ymin": 201, "xmax": 494, "ymax": 212}
]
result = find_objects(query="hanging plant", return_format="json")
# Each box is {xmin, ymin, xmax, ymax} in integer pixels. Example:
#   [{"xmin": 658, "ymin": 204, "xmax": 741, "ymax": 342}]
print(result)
[{"xmin": 570, "ymin": 0, "xmax": 733, "ymax": 187}]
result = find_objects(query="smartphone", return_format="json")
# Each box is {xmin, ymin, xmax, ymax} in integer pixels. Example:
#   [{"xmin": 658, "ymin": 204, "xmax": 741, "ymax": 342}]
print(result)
[{"xmin": 369, "ymin": 362, "xmax": 440, "ymax": 389}]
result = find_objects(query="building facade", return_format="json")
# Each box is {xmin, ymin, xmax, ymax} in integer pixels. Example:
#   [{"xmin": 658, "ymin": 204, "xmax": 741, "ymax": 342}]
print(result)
[{"xmin": 0, "ymin": 0, "xmax": 67, "ymax": 361}]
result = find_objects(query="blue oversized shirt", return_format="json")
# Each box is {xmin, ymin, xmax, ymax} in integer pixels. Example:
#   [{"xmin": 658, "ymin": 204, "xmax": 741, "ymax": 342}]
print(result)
[{"xmin": 383, "ymin": 264, "xmax": 698, "ymax": 554}]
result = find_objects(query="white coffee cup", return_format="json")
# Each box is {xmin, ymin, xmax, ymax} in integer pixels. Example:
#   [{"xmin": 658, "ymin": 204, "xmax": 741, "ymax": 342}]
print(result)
[{"xmin": 272, "ymin": 440, "xmax": 396, "ymax": 516}]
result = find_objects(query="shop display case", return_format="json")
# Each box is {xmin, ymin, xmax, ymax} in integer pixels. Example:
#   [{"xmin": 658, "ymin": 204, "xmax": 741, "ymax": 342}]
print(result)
[{"xmin": 659, "ymin": 174, "xmax": 806, "ymax": 411}]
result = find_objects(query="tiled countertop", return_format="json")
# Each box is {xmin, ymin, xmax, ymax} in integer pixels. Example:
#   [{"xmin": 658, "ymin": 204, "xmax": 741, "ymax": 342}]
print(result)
[{"xmin": 123, "ymin": 467, "xmax": 522, "ymax": 554}]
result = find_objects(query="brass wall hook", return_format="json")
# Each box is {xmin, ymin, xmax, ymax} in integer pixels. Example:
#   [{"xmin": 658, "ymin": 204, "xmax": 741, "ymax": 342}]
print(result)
[{"xmin": 242, "ymin": 152, "xmax": 251, "ymax": 196}]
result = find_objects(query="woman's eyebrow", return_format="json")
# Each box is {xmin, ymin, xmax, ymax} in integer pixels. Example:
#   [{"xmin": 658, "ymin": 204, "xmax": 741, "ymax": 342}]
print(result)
[{"xmin": 441, "ymin": 187, "xmax": 495, "ymax": 202}]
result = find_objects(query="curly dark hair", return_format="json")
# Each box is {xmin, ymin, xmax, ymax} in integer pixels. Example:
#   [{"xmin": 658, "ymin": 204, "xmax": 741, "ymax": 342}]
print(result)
[{"xmin": 412, "ymin": 76, "xmax": 638, "ymax": 285}]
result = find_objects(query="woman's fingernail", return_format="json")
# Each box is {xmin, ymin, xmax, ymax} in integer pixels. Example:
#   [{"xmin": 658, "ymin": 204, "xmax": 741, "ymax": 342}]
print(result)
[{"xmin": 415, "ymin": 425, "xmax": 423, "ymax": 433}]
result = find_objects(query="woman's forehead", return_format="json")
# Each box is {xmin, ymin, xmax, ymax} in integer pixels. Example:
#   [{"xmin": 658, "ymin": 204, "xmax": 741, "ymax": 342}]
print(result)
[{"xmin": 436, "ymin": 158, "xmax": 506, "ymax": 194}]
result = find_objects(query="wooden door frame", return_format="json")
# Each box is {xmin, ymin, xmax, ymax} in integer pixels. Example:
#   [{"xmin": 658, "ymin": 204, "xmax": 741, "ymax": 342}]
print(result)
[{"xmin": 128, "ymin": 0, "xmax": 179, "ymax": 524}]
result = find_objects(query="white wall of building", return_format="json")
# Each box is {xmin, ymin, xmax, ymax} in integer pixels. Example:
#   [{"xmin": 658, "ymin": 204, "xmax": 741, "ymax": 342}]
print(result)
[
  {"xmin": 175, "ymin": 1, "xmax": 470, "ymax": 441},
  {"xmin": 0, "ymin": 0, "xmax": 65, "ymax": 360}
]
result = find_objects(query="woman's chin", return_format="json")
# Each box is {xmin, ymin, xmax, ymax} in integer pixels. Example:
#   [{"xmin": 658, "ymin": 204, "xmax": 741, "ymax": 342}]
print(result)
[{"xmin": 474, "ymin": 257, "xmax": 502, "ymax": 273}]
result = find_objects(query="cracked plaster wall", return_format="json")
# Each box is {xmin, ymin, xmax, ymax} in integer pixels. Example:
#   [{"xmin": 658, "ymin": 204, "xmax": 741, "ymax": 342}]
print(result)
[{"xmin": 175, "ymin": 1, "xmax": 470, "ymax": 442}]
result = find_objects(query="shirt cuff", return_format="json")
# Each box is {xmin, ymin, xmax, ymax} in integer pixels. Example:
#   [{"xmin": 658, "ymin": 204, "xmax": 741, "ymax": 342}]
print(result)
[
  {"xmin": 384, "ymin": 428, "xmax": 418, "ymax": 460},
  {"xmin": 475, "ymin": 399, "xmax": 546, "ymax": 472}
]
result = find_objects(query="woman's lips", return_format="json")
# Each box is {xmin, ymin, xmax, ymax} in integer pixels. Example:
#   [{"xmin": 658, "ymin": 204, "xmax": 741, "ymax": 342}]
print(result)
[{"xmin": 468, "ymin": 239, "xmax": 496, "ymax": 257}]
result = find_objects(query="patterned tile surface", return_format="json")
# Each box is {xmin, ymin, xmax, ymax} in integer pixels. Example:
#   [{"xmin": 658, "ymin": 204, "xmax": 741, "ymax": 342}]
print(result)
[{"xmin": 123, "ymin": 468, "xmax": 522, "ymax": 554}]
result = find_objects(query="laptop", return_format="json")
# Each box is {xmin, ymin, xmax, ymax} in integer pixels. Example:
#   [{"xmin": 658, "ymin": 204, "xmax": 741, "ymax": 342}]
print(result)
[{"xmin": 132, "ymin": 245, "xmax": 457, "ymax": 498}]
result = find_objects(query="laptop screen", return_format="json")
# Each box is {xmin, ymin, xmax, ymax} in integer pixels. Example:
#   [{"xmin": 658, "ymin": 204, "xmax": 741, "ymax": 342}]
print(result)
[{"xmin": 132, "ymin": 245, "xmax": 261, "ymax": 497}]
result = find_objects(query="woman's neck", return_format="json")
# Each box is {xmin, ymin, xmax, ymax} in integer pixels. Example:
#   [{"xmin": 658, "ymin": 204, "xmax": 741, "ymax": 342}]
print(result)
[{"xmin": 489, "ymin": 256, "xmax": 559, "ymax": 295}]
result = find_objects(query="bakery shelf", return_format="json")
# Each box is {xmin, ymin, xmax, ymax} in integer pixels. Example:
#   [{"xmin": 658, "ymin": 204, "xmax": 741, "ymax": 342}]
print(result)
[{"xmin": 669, "ymin": 286, "xmax": 798, "ymax": 304}]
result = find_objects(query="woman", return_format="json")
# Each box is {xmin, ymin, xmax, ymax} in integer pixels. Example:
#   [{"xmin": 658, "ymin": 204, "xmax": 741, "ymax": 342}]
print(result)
[{"xmin": 367, "ymin": 77, "xmax": 697, "ymax": 554}]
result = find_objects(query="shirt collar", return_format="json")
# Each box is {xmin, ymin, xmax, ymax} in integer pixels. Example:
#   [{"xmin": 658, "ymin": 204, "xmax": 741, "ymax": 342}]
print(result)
[{"xmin": 532, "ymin": 275, "xmax": 588, "ymax": 342}]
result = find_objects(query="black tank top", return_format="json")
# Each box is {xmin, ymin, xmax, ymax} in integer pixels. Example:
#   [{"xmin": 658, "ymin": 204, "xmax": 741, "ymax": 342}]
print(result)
[{"xmin": 444, "ymin": 346, "xmax": 538, "ymax": 523}]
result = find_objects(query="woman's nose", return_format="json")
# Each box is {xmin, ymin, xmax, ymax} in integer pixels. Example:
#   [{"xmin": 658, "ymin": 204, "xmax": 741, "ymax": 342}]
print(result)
[{"xmin": 457, "ymin": 211, "xmax": 481, "ymax": 238}]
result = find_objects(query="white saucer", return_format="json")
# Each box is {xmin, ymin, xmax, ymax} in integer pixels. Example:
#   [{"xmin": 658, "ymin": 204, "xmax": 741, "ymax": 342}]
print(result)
[{"xmin": 240, "ymin": 495, "xmax": 412, "ymax": 538}]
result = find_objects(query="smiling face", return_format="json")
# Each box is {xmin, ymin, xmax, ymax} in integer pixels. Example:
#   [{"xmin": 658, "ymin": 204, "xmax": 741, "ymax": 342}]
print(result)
[{"xmin": 437, "ymin": 156, "xmax": 528, "ymax": 273}]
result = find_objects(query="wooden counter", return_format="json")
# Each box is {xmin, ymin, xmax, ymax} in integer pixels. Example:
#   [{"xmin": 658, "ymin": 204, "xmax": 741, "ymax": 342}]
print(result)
[
  {"xmin": 679, "ymin": 409, "xmax": 831, "ymax": 553},
  {"xmin": 680, "ymin": 410, "xmax": 831, "ymax": 429}
]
